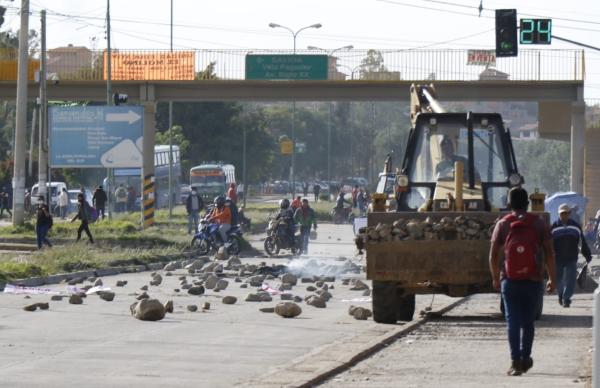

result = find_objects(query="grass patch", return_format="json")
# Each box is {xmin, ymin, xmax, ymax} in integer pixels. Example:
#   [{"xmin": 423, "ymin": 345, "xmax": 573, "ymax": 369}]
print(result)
[{"xmin": 0, "ymin": 261, "xmax": 46, "ymax": 283}]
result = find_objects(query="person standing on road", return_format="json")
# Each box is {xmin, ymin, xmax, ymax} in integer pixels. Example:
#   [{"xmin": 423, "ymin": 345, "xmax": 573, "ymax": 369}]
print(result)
[
  {"xmin": 186, "ymin": 189, "xmax": 204, "ymax": 234},
  {"xmin": 93, "ymin": 185, "xmax": 107, "ymax": 220},
  {"xmin": 71, "ymin": 193, "xmax": 94, "ymax": 244},
  {"xmin": 58, "ymin": 187, "xmax": 69, "ymax": 219},
  {"xmin": 551, "ymin": 203, "xmax": 592, "ymax": 308},
  {"xmin": 351, "ymin": 185, "xmax": 359, "ymax": 208},
  {"xmin": 313, "ymin": 183, "xmax": 320, "ymax": 203},
  {"xmin": 489, "ymin": 187, "xmax": 556, "ymax": 376},
  {"xmin": 294, "ymin": 198, "xmax": 317, "ymax": 255},
  {"xmin": 0, "ymin": 190, "xmax": 12, "ymax": 218},
  {"xmin": 127, "ymin": 186, "xmax": 137, "ymax": 212},
  {"xmin": 35, "ymin": 196, "xmax": 52, "ymax": 249},
  {"xmin": 303, "ymin": 181, "xmax": 309, "ymax": 198}
]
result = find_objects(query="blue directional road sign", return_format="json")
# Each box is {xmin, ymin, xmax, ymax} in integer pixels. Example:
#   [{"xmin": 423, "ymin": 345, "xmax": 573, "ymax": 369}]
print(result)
[{"xmin": 49, "ymin": 106, "xmax": 144, "ymax": 168}]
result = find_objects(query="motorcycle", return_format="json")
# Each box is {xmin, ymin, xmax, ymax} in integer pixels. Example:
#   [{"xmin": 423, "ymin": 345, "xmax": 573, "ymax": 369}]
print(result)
[
  {"xmin": 264, "ymin": 218, "xmax": 299, "ymax": 256},
  {"xmin": 191, "ymin": 220, "xmax": 243, "ymax": 255},
  {"xmin": 331, "ymin": 206, "xmax": 355, "ymax": 224}
]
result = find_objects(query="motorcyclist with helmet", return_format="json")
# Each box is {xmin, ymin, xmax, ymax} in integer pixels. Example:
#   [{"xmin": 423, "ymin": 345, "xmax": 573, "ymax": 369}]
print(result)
[
  {"xmin": 276, "ymin": 198, "xmax": 296, "ymax": 244},
  {"xmin": 206, "ymin": 196, "xmax": 232, "ymax": 246}
]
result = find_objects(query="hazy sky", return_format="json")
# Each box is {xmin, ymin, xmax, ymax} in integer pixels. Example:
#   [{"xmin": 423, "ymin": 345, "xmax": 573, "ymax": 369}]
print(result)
[{"xmin": 4, "ymin": 0, "xmax": 600, "ymax": 98}]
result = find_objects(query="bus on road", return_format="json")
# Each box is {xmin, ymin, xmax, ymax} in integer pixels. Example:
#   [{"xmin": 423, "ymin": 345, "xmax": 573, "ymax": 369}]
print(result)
[{"xmin": 189, "ymin": 163, "xmax": 235, "ymax": 200}]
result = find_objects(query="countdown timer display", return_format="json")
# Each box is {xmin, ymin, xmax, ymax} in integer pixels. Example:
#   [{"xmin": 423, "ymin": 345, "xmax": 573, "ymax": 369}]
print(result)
[{"xmin": 520, "ymin": 19, "xmax": 552, "ymax": 44}]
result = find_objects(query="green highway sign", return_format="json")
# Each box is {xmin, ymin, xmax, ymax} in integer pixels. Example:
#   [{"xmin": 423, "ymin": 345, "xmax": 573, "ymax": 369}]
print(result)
[{"xmin": 245, "ymin": 54, "xmax": 328, "ymax": 80}]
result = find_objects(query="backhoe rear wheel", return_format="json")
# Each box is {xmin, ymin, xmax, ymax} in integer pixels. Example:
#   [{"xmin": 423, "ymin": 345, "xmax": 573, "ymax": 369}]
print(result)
[{"xmin": 372, "ymin": 280, "xmax": 398, "ymax": 324}]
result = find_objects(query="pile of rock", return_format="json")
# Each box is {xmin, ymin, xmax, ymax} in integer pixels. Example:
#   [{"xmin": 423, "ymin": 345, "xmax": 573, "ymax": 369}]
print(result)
[{"xmin": 356, "ymin": 216, "xmax": 495, "ymax": 246}]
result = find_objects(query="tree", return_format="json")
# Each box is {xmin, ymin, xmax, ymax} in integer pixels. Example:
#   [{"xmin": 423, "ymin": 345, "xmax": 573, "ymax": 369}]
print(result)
[{"xmin": 513, "ymin": 139, "xmax": 570, "ymax": 195}]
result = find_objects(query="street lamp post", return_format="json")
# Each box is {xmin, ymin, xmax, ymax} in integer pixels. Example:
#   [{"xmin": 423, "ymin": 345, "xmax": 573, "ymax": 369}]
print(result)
[
  {"xmin": 307, "ymin": 45, "xmax": 353, "ymax": 188},
  {"xmin": 269, "ymin": 23, "xmax": 322, "ymax": 197}
]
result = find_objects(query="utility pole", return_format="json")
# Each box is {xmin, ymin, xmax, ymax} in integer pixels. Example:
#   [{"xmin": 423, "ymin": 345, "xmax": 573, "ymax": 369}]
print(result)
[
  {"xmin": 106, "ymin": 0, "xmax": 112, "ymax": 105},
  {"xmin": 38, "ymin": 9, "xmax": 48, "ymax": 207},
  {"xmin": 167, "ymin": 0, "xmax": 174, "ymax": 219},
  {"xmin": 106, "ymin": 0, "xmax": 113, "ymax": 219},
  {"xmin": 12, "ymin": 0, "xmax": 29, "ymax": 225}
]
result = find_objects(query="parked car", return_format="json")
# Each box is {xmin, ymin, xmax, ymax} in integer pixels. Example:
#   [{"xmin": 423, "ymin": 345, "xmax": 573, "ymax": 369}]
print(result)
[
  {"xmin": 31, "ymin": 182, "xmax": 68, "ymax": 209},
  {"xmin": 341, "ymin": 177, "xmax": 369, "ymax": 193}
]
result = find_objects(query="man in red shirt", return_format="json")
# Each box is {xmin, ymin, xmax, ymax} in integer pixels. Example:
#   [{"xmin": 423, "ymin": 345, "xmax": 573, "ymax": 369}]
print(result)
[{"xmin": 489, "ymin": 187, "xmax": 556, "ymax": 376}]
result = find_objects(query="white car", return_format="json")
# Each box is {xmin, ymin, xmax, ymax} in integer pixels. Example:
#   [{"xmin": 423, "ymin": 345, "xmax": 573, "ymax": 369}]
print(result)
[{"xmin": 31, "ymin": 182, "xmax": 67, "ymax": 209}]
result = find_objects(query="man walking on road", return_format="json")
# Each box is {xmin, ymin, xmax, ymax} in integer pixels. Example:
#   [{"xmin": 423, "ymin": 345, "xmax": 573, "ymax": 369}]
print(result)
[
  {"xmin": 35, "ymin": 196, "xmax": 52, "ymax": 249},
  {"xmin": 294, "ymin": 198, "xmax": 317, "ymax": 255},
  {"xmin": 92, "ymin": 185, "xmax": 107, "ymax": 220},
  {"xmin": 551, "ymin": 203, "xmax": 592, "ymax": 308},
  {"xmin": 71, "ymin": 193, "xmax": 94, "ymax": 244},
  {"xmin": 313, "ymin": 183, "xmax": 320, "ymax": 203},
  {"xmin": 489, "ymin": 187, "xmax": 556, "ymax": 376}
]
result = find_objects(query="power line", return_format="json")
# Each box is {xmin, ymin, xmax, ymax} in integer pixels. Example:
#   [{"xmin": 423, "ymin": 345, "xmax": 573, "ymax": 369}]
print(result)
[
  {"xmin": 416, "ymin": 0, "xmax": 600, "ymax": 26},
  {"xmin": 377, "ymin": 0, "xmax": 600, "ymax": 33}
]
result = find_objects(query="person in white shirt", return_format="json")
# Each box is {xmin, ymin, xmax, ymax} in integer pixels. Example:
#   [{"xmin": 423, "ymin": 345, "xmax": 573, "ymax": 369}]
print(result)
[{"xmin": 58, "ymin": 188, "xmax": 69, "ymax": 219}]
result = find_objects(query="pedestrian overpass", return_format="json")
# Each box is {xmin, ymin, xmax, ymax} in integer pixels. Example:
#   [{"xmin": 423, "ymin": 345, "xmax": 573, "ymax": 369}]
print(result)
[{"xmin": 0, "ymin": 48, "xmax": 594, "ymax": 219}]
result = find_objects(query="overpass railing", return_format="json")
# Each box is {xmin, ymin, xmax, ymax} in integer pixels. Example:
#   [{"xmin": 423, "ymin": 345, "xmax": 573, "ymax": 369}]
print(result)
[{"xmin": 4, "ymin": 48, "xmax": 585, "ymax": 82}]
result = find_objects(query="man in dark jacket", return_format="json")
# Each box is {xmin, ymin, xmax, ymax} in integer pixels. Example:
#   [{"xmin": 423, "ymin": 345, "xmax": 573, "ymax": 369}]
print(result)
[
  {"xmin": 93, "ymin": 185, "xmax": 108, "ymax": 220},
  {"xmin": 71, "ymin": 193, "xmax": 94, "ymax": 244},
  {"xmin": 551, "ymin": 203, "xmax": 592, "ymax": 308},
  {"xmin": 186, "ymin": 189, "xmax": 204, "ymax": 234},
  {"xmin": 35, "ymin": 196, "xmax": 52, "ymax": 249}
]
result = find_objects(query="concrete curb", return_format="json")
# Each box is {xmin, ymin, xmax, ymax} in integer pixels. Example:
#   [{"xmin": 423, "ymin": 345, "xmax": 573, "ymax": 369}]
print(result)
[
  {"xmin": 240, "ymin": 296, "xmax": 469, "ymax": 388},
  {"xmin": 0, "ymin": 243, "xmax": 37, "ymax": 252},
  {"xmin": 0, "ymin": 259, "xmax": 189, "ymax": 291}
]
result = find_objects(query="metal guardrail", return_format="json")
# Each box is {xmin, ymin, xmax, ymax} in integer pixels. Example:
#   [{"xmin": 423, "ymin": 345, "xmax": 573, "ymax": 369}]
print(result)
[{"xmin": 2, "ymin": 48, "xmax": 585, "ymax": 82}]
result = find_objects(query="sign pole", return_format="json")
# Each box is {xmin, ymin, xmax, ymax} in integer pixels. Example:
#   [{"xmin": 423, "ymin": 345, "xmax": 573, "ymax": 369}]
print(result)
[
  {"xmin": 39, "ymin": 10, "xmax": 48, "ymax": 209},
  {"xmin": 12, "ymin": 0, "xmax": 29, "ymax": 225}
]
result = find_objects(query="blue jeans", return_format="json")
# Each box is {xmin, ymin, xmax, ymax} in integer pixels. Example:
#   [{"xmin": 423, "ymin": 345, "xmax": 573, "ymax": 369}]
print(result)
[
  {"xmin": 188, "ymin": 211, "xmax": 199, "ymax": 234},
  {"xmin": 300, "ymin": 226, "xmax": 310, "ymax": 253},
  {"xmin": 36, "ymin": 224, "xmax": 52, "ymax": 249},
  {"xmin": 501, "ymin": 278, "xmax": 541, "ymax": 361},
  {"xmin": 556, "ymin": 259, "xmax": 578, "ymax": 303}
]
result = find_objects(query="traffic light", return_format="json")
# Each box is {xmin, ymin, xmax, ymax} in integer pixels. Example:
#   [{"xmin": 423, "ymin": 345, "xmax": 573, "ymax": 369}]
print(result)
[
  {"xmin": 495, "ymin": 9, "xmax": 518, "ymax": 57},
  {"xmin": 113, "ymin": 93, "xmax": 128, "ymax": 106},
  {"xmin": 0, "ymin": 7, "xmax": 6, "ymax": 28}
]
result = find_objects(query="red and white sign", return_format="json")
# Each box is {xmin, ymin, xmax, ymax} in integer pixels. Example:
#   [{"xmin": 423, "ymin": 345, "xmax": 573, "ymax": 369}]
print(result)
[{"xmin": 467, "ymin": 50, "xmax": 496, "ymax": 66}]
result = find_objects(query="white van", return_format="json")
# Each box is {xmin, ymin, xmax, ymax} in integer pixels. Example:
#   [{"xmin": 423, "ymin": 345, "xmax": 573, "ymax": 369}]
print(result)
[{"xmin": 31, "ymin": 182, "xmax": 68, "ymax": 208}]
